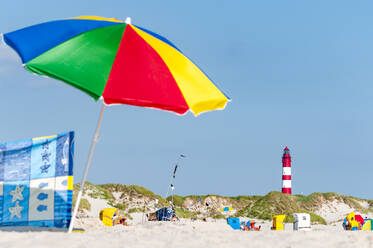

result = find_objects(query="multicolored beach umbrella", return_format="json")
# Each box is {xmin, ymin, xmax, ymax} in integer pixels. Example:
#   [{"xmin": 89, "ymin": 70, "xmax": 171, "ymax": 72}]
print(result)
[
  {"xmin": 219, "ymin": 206, "xmax": 236, "ymax": 212},
  {"xmin": 2, "ymin": 16, "xmax": 229, "ymax": 116},
  {"xmin": 2, "ymin": 16, "xmax": 230, "ymax": 232}
]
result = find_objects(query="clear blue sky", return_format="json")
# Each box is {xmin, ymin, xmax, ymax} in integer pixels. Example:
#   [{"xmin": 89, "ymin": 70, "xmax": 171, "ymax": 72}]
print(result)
[{"xmin": 1, "ymin": 1, "xmax": 373, "ymax": 198}]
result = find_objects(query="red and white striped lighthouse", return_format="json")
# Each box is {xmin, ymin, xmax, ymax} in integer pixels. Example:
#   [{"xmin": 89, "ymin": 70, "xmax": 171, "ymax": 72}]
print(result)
[{"xmin": 282, "ymin": 146, "xmax": 292, "ymax": 194}]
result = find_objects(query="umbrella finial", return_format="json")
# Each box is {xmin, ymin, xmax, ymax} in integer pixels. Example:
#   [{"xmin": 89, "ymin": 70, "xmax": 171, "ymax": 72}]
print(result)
[{"xmin": 125, "ymin": 17, "xmax": 132, "ymax": 24}]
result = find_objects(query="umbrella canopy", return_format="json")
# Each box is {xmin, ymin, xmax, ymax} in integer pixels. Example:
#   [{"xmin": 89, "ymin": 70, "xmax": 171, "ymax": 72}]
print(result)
[
  {"xmin": 219, "ymin": 206, "xmax": 236, "ymax": 212},
  {"xmin": 3, "ymin": 16, "xmax": 229, "ymax": 115}
]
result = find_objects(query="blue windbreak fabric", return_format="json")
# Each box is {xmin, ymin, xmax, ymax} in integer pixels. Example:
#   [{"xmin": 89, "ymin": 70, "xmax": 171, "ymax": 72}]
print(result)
[
  {"xmin": 4, "ymin": 19, "xmax": 122, "ymax": 63},
  {"xmin": 0, "ymin": 132, "xmax": 74, "ymax": 229},
  {"xmin": 155, "ymin": 207, "xmax": 175, "ymax": 221}
]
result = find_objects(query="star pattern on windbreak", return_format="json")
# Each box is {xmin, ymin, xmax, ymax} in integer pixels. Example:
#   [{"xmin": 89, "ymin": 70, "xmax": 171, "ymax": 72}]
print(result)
[
  {"xmin": 40, "ymin": 164, "xmax": 51, "ymax": 174},
  {"xmin": 9, "ymin": 201, "xmax": 23, "ymax": 220},
  {"xmin": 9, "ymin": 185, "xmax": 24, "ymax": 203},
  {"xmin": 42, "ymin": 140, "xmax": 49, "ymax": 150},
  {"xmin": 41, "ymin": 150, "xmax": 51, "ymax": 162},
  {"xmin": 41, "ymin": 142, "xmax": 52, "ymax": 174}
]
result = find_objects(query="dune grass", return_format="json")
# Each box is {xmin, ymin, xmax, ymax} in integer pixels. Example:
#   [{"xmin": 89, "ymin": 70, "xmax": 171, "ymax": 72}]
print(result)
[
  {"xmin": 236, "ymin": 191, "xmax": 327, "ymax": 224},
  {"xmin": 73, "ymin": 182, "xmax": 371, "ymax": 224},
  {"xmin": 166, "ymin": 195, "xmax": 185, "ymax": 206},
  {"xmin": 175, "ymin": 208, "xmax": 198, "ymax": 220},
  {"xmin": 72, "ymin": 196, "xmax": 91, "ymax": 212}
]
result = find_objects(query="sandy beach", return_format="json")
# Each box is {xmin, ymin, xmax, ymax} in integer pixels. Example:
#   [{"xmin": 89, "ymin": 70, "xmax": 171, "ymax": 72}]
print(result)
[
  {"xmin": 0, "ymin": 184, "xmax": 367, "ymax": 248},
  {"xmin": 0, "ymin": 217, "xmax": 372, "ymax": 248},
  {"xmin": 1, "ymin": 180, "xmax": 372, "ymax": 248}
]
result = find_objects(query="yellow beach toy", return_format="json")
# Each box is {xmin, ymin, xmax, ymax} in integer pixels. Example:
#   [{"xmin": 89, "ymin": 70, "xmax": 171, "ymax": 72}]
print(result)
[{"xmin": 272, "ymin": 215, "xmax": 286, "ymax": 230}]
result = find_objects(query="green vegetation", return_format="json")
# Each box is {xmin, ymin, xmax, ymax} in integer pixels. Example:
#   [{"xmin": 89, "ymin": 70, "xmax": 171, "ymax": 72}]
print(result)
[
  {"xmin": 175, "ymin": 208, "xmax": 198, "ymax": 220},
  {"xmin": 99, "ymin": 184, "xmax": 165, "ymax": 202},
  {"xmin": 128, "ymin": 207, "xmax": 145, "ymax": 213},
  {"xmin": 77, "ymin": 183, "xmax": 166, "ymax": 209},
  {"xmin": 79, "ymin": 198, "xmax": 91, "ymax": 211},
  {"xmin": 308, "ymin": 212, "xmax": 327, "ymax": 225},
  {"xmin": 166, "ymin": 195, "xmax": 185, "ymax": 206},
  {"xmin": 72, "ymin": 185, "xmax": 92, "ymax": 211},
  {"xmin": 73, "ymin": 182, "xmax": 372, "ymax": 223},
  {"xmin": 296, "ymin": 192, "xmax": 373, "ymax": 215},
  {"xmin": 78, "ymin": 183, "xmax": 115, "ymax": 202},
  {"xmin": 235, "ymin": 191, "xmax": 328, "ymax": 224},
  {"xmin": 211, "ymin": 213, "xmax": 226, "ymax": 219},
  {"xmin": 72, "ymin": 196, "xmax": 91, "ymax": 211},
  {"xmin": 112, "ymin": 203, "xmax": 128, "ymax": 211},
  {"xmin": 184, "ymin": 195, "xmax": 208, "ymax": 202},
  {"xmin": 166, "ymin": 191, "xmax": 367, "ymax": 223},
  {"xmin": 237, "ymin": 191, "xmax": 299, "ymax": 221}
]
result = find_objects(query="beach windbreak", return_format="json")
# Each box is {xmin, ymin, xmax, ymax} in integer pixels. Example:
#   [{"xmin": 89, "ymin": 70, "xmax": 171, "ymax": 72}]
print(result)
[{"xmin": 0, "ymin": 132, "xmax": 74, "ymax": 228}]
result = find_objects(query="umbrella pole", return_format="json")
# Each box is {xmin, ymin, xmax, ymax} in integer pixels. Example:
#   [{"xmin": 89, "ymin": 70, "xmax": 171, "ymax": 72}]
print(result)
[{"xmin": 68, "ymin": 103, "xmax": 106, "ymax": 233}]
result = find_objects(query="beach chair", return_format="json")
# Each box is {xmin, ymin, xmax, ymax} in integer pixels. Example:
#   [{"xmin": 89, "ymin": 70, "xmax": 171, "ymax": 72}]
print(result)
[
  {"xmin": 272, "ymin": 215, "xmax": 286, "ymax": 230},
  {"xmin": 99, "ymin": 208, "xmax": 129, "ymax": 226},
  {"xmin": 293, "ymin": 213, "xmax": 311, "ymax": 231},
  {"xmin": 99, "ymin": 208, "xmax": 118, "ymax": 227}
]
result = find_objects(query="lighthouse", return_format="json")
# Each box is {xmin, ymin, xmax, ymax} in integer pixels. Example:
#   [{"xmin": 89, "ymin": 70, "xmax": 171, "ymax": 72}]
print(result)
[{"xmin": 282, "ymin": 146, "xmax": 292, "ymax": 194}]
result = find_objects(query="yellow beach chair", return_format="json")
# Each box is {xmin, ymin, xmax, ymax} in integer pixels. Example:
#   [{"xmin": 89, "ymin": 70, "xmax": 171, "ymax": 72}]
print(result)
[
  {"xmin": 272, "ymin": 215, "xmax": 286, "ymax": 230},
  {"xmin": 99, "ymin": 208, "xmax": 118, "ymax": 227}
]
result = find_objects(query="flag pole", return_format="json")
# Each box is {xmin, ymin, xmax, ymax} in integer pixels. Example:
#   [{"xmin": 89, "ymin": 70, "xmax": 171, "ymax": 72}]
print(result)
[
  {"xmin": 68, "ymin": 103, "xmax": 106, "ymax": 233},
  {"xmin": 164, "ymin": 154, "xmax": 185, "ymax": 203},
  {"xmin": 164, "ymin": 156, "xmax": 180, "ymax": 200}
]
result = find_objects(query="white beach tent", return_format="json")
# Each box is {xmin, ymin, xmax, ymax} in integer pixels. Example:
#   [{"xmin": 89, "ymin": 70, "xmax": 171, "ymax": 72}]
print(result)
[{"xmin": 293, "ymin": 213, "xmax": 311, "ymax": 231}]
